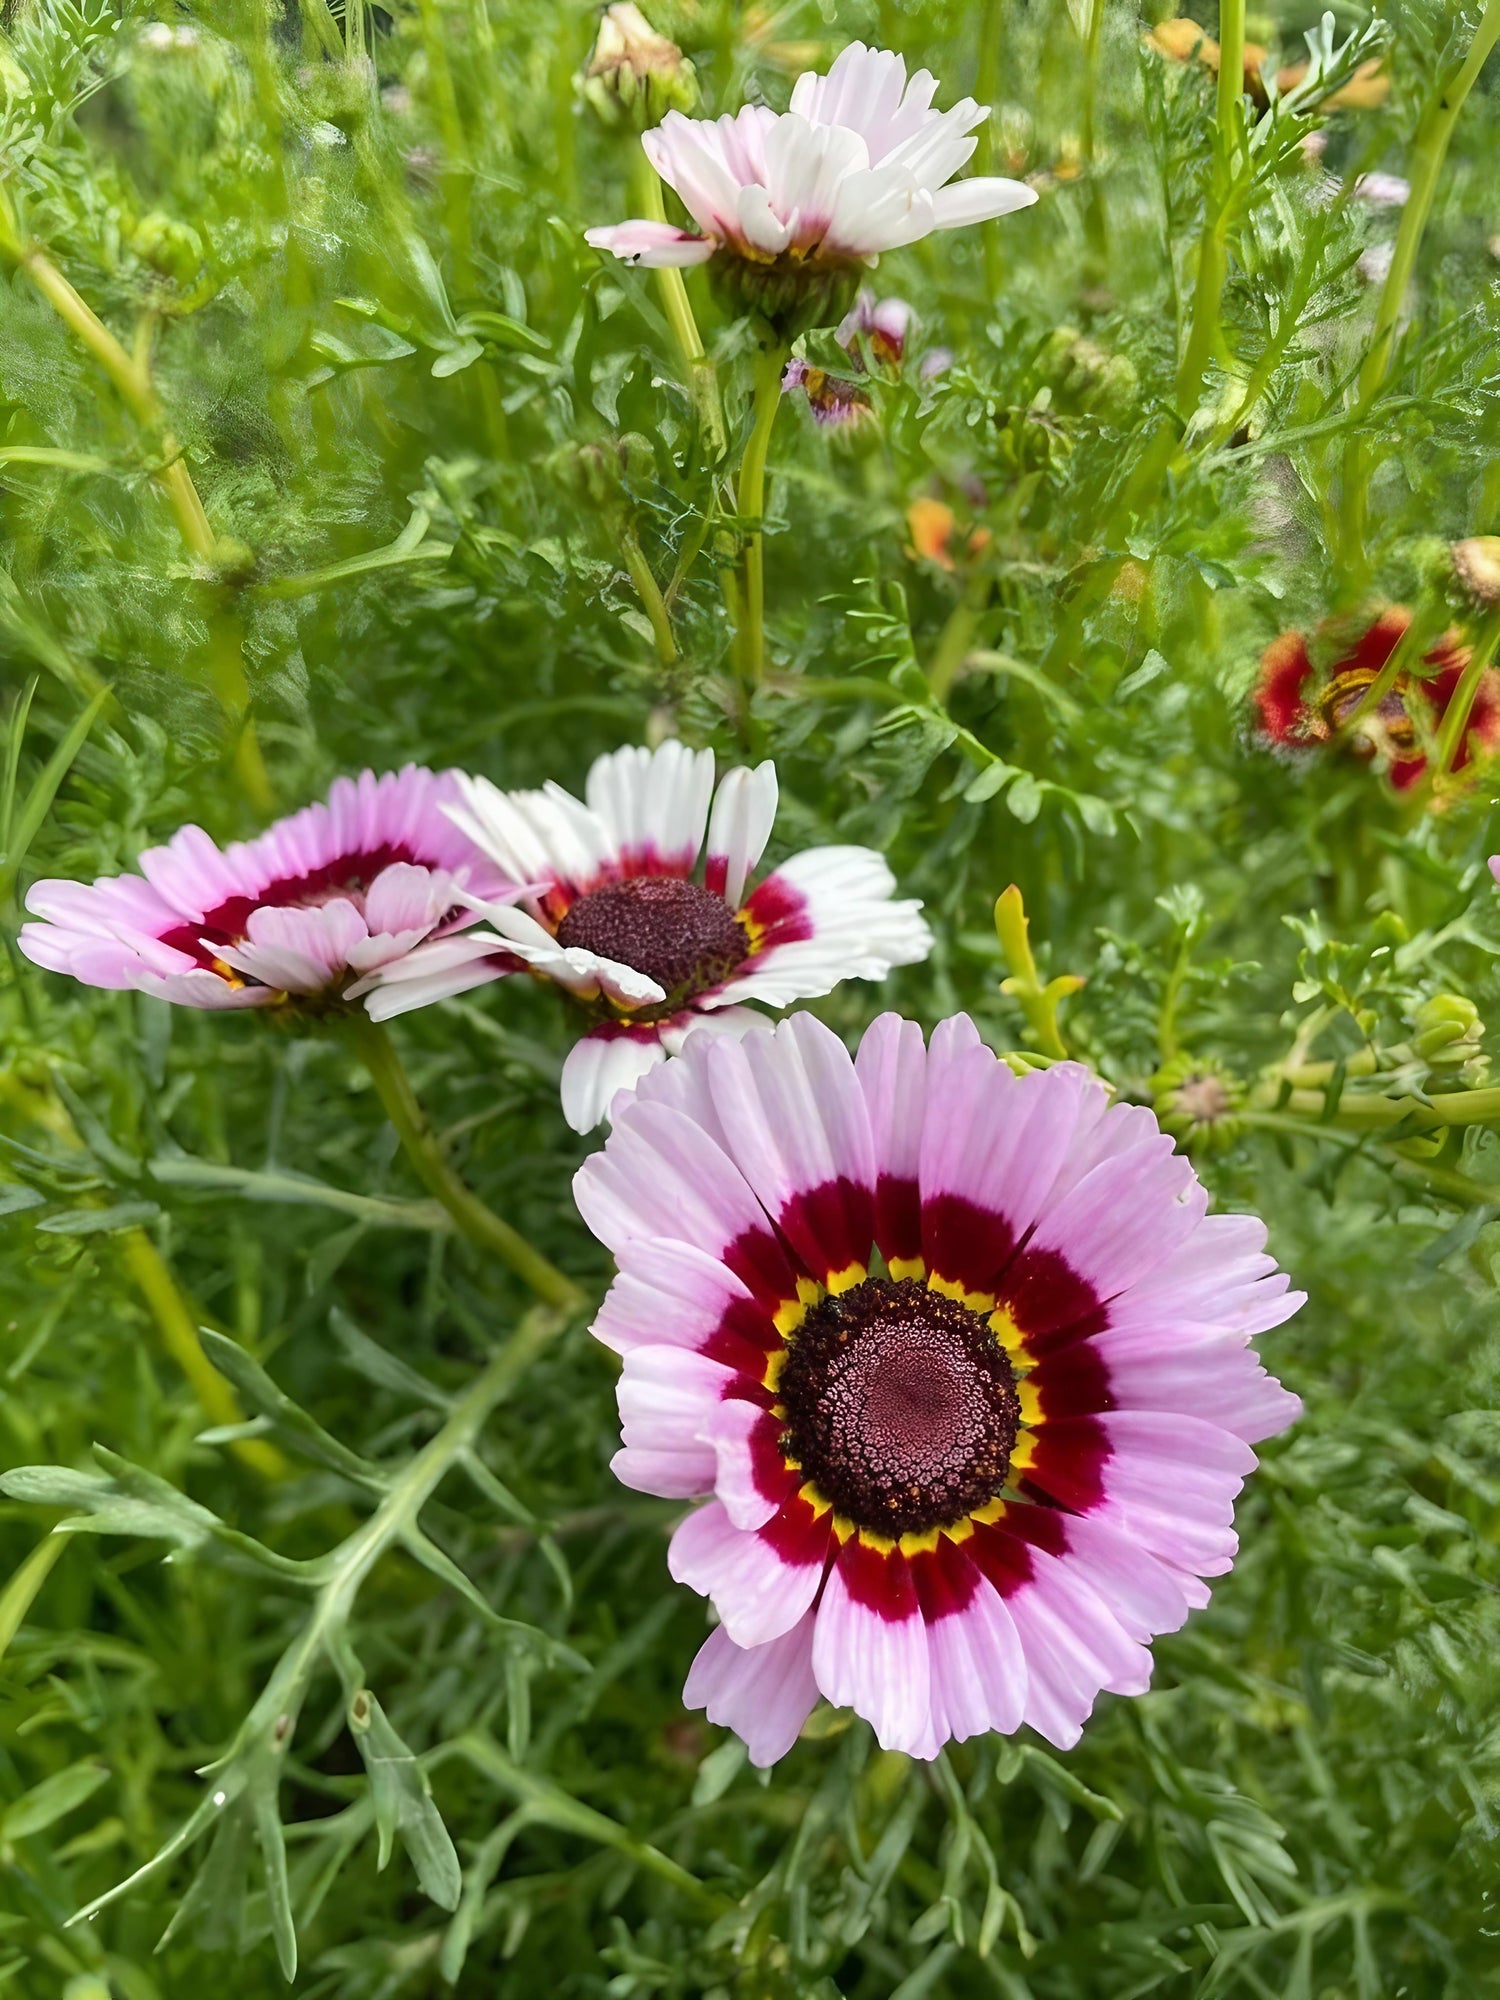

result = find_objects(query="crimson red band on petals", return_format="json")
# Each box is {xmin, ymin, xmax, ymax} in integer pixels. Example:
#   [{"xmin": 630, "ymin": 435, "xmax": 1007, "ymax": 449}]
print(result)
[
  {"xmin": 700, "ymin": 1295, "xmax": 785, "ymax": 1374},
  {"xmin": 873, "ymin": 1171, "xmax": 922, "ymax": 1269},
  {"xmin": 158, "ymin": 841, "xmax": 426, "ymax": 966},
  {"xmin": 1024, "ymin": 1342, "xmax": 1115, "ymax": 1421},
  {"xmin": 703, "ymin": 856, "xmax": 729, "ymax": 898},
  {"xmin": 741, "ymin": 872, "xmax": 814, "ymax": 949},
  {"xmin": 777, "ymin": 1178, "xmax": 874, "ymax": 1286},
  {"xmin": 759, "ymin": 1486, "xmax": 836, "ymax": 1570},
  {"xmin": 1018, "ymin": 1415, "xmax": 1113, "ymax": 1515},
  {"xmin": 965, "ymin": 1519, "xmax": 1038, "ymax": 1600},
  {"xmin": 998, "ymin": 1245, "xmax": 1109, "ymax": 1352},
  {"xmin": 743, "ymin": 1408, "xmax": 798, "ymax": 1504},
  {"xmin": 910, "ymin": 1535, "xmax": 984, "ymax": 1623},
  {"xmin": 922, "ymin": 1190, "xmax": 1016, "ymax": 1299},
  {"xmin": 837, "ymin": 1534, "xmax": 920, "ymax": 1622},
  {"xmin": 722, "ymin": 1223, "xmax": 807, "ymax": 1311}
]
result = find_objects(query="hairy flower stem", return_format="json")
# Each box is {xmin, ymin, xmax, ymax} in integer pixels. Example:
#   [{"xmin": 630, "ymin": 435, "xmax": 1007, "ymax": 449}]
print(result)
[
  {"xmin": 618, "ymin": 520, "xmax": 678, "ymax": 662},
  {"xmin": 349, "ymin": 1017, "xmax": 584, "ymax": 1313},
  {"xmin": 734, "ymin": 342, "xmax": 788, "ymax": 686},
  {"xmin": 1339, "ymin": 0, "xmax": 1500, "ymax": 588},
  {"xmin": 630, "ymin": 156, "xmax": 727, "ymax": 463},
  {"xmin": 0, "ymin": 197, "xmax": 273, "ymax": 815}
]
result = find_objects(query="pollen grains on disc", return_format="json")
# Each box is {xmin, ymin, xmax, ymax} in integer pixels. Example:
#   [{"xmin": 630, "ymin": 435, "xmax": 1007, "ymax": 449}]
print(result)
[
  {"xmin": 555, "ymin": 876, "xmax": 750, "ymax": 999},
  {"xmin": 777, "ymin": 1276, "xmax": 1021, "ymax": 1540}
]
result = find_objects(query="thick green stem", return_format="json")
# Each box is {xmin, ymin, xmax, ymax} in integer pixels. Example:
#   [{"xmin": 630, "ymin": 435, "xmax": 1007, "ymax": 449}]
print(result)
[
  {"xmin": 1339, "ymin": 0, "xmax": 1500, "ymax": 585},
  {"xmin": 926, "ymin": 584, "xmax": 987, "ymax": 703},
  {"xmin": 1175, "ymin": 0, "xmax": 1243, "ymax": 415},
  {"xmin": 975, "ymin": 0, "xmax": 1008, "ymax": 296},
  {"xmin": 734, "ymin": 342, "xmax": 788, "ymax": 686},
  {"xmin": 349, "ymin": 1017, "xmax": 584, "ymax": 1314}
]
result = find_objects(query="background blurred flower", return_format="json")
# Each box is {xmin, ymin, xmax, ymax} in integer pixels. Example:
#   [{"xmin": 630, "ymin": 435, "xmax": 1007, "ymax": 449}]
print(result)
[{"xmin": 1253, "ymin": 609, "xmax": 1499, "ymax": 790}]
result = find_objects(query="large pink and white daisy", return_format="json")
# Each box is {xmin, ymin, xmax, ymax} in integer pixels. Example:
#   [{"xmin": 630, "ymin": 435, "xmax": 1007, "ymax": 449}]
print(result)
[
  {"xmin": 19, "ymin": 766, "xmax": 521, "ymax": 1016},
  {"xmin": 575, "ymin": 1012, "xmax": 1303, "ymax": 1764},
  {"xmin": 366, "ymin": 742, "xmax": 931, "ymax": 1133},
  {"xmin": 585, "ymin": 42, "xmax": 1036, "ymax": 320}
]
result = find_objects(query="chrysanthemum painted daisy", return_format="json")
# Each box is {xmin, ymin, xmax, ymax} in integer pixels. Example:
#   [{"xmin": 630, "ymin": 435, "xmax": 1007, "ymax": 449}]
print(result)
[
  {"xmin": 585, "ymin": 42, "xmax": 1037, "ymax": 325},
  {"xmin": 375, "ymin": 742, "xmax": 931, "ymax": 1133},
  {"xmin": 1254, "ymin": 607, "xmax": 1497, "ymax": 791},
  {"xmin": 575, "ymin": 1012, "xmax": 1303, "ymax": 1764},
  {"xmin": 19, "ymin": 766, "xmax": 522, "ymax": 1015}
]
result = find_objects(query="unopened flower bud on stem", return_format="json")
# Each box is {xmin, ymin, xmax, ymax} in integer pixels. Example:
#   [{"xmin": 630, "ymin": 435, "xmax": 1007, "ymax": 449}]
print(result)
[{"xmin": 580, "ymin": 4, "xmax": 697, "ymax": 132}]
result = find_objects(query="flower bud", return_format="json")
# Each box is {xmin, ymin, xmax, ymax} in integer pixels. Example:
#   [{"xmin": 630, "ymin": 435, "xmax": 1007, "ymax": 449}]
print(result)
[
  {"xmin": 1152, "ymin": 1058, "xmax": 1244, "ymax": 1155},
  {"xmin": 547, "ymin": 434, "xmax": 654, "ymax": 509},
  {"xmin": 1452, "ymin": 536, "xmax": 1500, "ymax": 609},
  {"xmin": 1412, "ymin": 995, "xmax": 1484, "ymax": 1068},
  {"xmin": 580, "ymin": 4, "xmax": 697, "ymax": 132}
]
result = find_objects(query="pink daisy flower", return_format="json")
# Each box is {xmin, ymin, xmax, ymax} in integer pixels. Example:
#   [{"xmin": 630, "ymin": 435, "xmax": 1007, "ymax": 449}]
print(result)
[
  {"xmin": 575, "ymin": 1012, "xmax": 1303, "ymax": 1765},
  {"xmin": 363, "ymin": 742, "xmax": 932, "ymax": 1134},
  {"xmin": 584, "ymin": 42, "xmax": 1036, "ymax": 320},
  {"xmin": 19, "ymin": 766, "xmax": 522, "ymax": 1016}
]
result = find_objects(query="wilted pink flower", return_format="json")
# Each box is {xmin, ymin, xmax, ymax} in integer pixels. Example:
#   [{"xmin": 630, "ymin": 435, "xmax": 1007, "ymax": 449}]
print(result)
[
  {"xmin": 20, "ymin": 767, "xmax": 521, "ymax": 1016},
  {"xmin": 836, "ymin": 289, "xmax": 914, "ymax": 366},
  {"xmin": 585, "ymin": 43, "xmax": 1035, "ymax": 322},
  {"xmin": 576, "ymin": 1012, "xmax": 1303, "ymax": 1764},
  {"xmin": 372, "ymin": 743, "xmax": 931, "ymax": 1132},
  {"xmin": 781, "ymin": 357, "xmax": 874, "ymax": 428}
]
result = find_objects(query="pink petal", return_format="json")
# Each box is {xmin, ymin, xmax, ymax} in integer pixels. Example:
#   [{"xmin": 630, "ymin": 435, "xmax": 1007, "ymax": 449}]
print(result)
[
  {"xmin": 669, "ymin": 1497, "xmax": 828, "ymax": 1647},
  {"xmin": 584, "ymin": 220, "xmax": 715, "ymax": 266},
  {"xmin": 810, "ymin": 1539, "xmax": 931, "ymax": 1756},
  {"xmin": 682, "ymin": 1613, "xmax": 819, "ymax": 1767},
  {"xmin": 560, "ymin": 1026, "xmax": 668, "ymax": 1134}
]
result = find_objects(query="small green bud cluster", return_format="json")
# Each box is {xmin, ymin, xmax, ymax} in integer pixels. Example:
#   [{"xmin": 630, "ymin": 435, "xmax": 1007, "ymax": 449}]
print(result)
[
  {"xmin": 1037, "ymin": 327, "xmax": 1139, "ymax": 419},
  {"xmin": 579, "ymin": 5, "xmax": 697, "ymax": 133},
  {"xmin": 1412, "ymin": 996, "xmax": 1488, "ymax": 1086},
  {"xmin": 547, "ymin": 434, "xmax": 654, "ymax": 509},
  {"xmin": 1152, "ymin": 1056, "xmax": 1244, "ymax": 1154}
]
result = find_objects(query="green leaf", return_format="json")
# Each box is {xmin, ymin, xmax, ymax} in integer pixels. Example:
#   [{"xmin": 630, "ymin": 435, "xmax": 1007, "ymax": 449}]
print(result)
[
  {"xmin": 0, "ymin": 681, "xmax": 111, "ymax": 900},
  {"xmin": 3, "ymin": 1760, "xmax": 109, "ymax": 1840},
  {"xmin": 35, "ymin": 1200, "xmax": 160, "ymax": 1236},
  {"xmin": 349, "ymin": 1690, "xmax": 461, "ymax": 1910}
]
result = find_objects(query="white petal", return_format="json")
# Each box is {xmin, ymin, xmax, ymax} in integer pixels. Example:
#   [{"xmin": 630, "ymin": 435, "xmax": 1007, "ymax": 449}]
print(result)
[
  {"xmin": 559, "ymin": 1028, "xmax": 668, "ymax": 1134},
  {"xmin": 704, "ymin": 762, "xmax": 778, "ymax": 907}
]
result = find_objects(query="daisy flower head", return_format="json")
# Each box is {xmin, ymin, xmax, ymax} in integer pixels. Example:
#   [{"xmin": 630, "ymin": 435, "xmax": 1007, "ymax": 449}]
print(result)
[
  {"xmin": 382, "ymin": 742, "xmax": 932, "ymax": 1133},
  {"xmin": 1254, "ymin": 607, "xmax": 1497, "ymax": 791},
  {"xmin": 19, "ymin": 766, "xmax": 522, "ymax": 1016},
  {"xmin": 584, "ymin": 41, "xmax": 1037, "ymax": 332},
  {"xmin": 575, "ymin": 1012, "xmax": 1303, "ymax": 1765}
]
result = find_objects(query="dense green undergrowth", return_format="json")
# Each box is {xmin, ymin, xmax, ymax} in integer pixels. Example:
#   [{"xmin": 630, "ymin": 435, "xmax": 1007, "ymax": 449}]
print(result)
[{"xmin": 0, "ymin": 0, "xmax": 1498, "ymax": 1993}]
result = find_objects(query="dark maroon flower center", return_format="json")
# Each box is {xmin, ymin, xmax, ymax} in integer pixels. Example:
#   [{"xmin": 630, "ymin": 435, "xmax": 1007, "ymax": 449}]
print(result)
[
  {"xmin": 779, "ymin": 1277, "xmax": 1020, "ymax": 1538},
  {"xmin": 555, "ymin": 876, "xmax": 749, "ymax": 1003}
]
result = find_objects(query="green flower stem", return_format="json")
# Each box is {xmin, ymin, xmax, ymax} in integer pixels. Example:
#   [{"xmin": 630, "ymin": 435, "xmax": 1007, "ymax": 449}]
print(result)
[
  {"xmin": 1339, "ymin": 0, "xmax": 1500, "ymax": 586},
  {"xmin": 734, "ymin": 340, "xmax": 789, "ymax": 686},
  {"xmin": 1174, "ymin": 0, "xmax": 1245, "ymax": 416},
  {"xmin": 68, "ymin": 1311, "xmax": 562, "ymax": 1969},
  {"xmin": 926, "ymin": 581, "xmax": 988, "ymax": 703},
  {"xmin": 994, "ymin": 886, "xmax": 1084, "ymax": 1059},
  {"xmin": 975, "ymin": 0, "xmax": 1008, "ymax": 295},
  {"xmin": 0, "ymin": 1535, "xmax": 69, "ymax": 1663},
  {"xmin": 630, "ymin": 155, "xmax": 727, "ymax": 462},
  {"xmin": 1239, "ymin": 1110, "xmax": 1500, "ymax": 1208},
  {"xmin": 0, "ymin": 190, "xmax": 273, "ymax": 815},
  {"xmin": 1247, "ymin": 1079, "xmax": 1500, "ymax": 1132},
  {"xmin": 118, "ymin": 1229, "xmax": 289, "ymax": 1481},
  {"xmin": 618, "ymin": 519, "xmax": 678, "ymax": 663},
  {"xmin": 348, "ymin": 1016, "xmax": 585, "ymax": 1314},
  {"xmin": 1429, "ymin": 605, "xmax": 1500, "ymax": 784}
]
